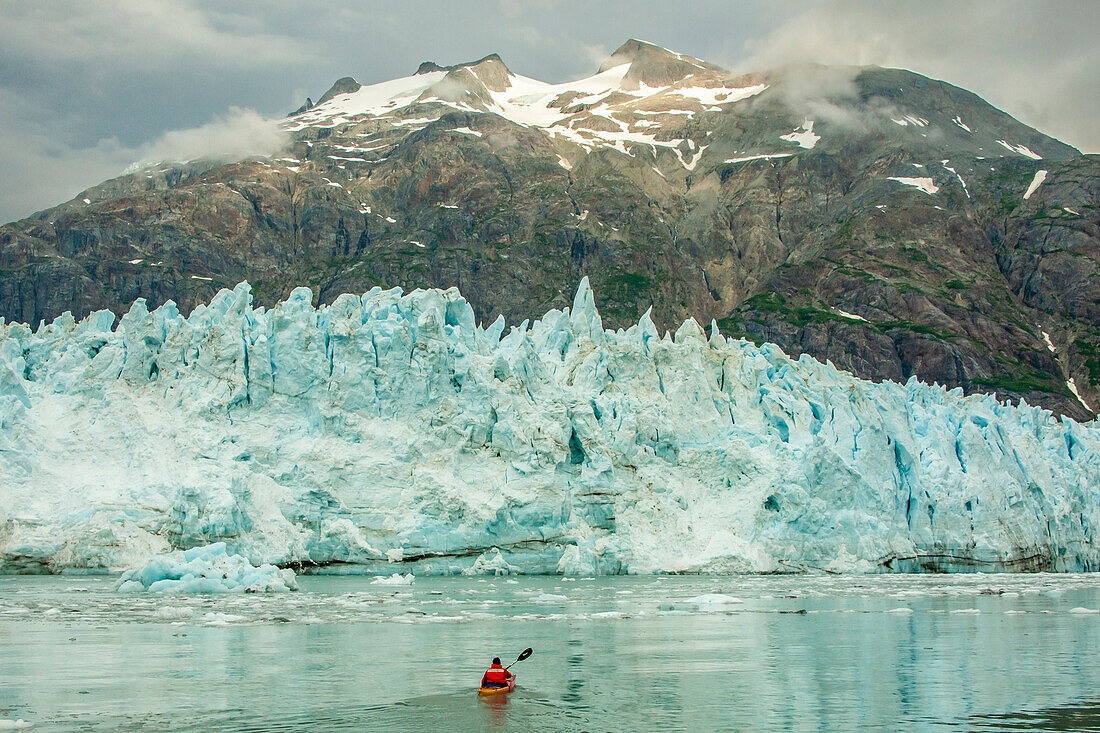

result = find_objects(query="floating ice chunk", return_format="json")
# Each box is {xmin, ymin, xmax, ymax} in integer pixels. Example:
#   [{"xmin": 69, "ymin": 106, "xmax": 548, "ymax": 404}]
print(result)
[
  {"xmin": 202, "ymin": 611, "xmax": 247, "ymax": 626},
  {"xmin": 0, "ymin": 720, "xmax": 34, "ymax": 730},
  {"xmin": 886, "ymin": 607, "xmax": 914, "ymax": 614},
  {"xmin": 888, "ymin": 177, "xmax": 939, "ymax": 195},
  {"xmin": 950, "ymin": 608, "xmax": 981, "ymax": 614},
  {"xmin": 115, "ymin": 543, "xmax": 298, "ymax": 593},
  {"xmin": 371, "ymin": 573, "xmax": 415, "ymax": 586},
  {"xmin": 685, "ymin": 593, "xmax": 743, "ymax": 607},
  {"xmin": 536, "ymin": 593, "xmax": 569, "ymax": 602},
  {"xmin": 154, "ymin": 606, "xmax": 196, "ymax": 620},
  {"xmin": 1069, "ymin": 607, "xmax": 1099, "ymax": 614}
]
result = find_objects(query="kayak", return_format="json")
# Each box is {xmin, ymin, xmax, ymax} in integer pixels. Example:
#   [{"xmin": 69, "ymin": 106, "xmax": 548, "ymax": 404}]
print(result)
[{"xmin": 478, "ymin": 677, "xmax": 516, "ymax": 696}]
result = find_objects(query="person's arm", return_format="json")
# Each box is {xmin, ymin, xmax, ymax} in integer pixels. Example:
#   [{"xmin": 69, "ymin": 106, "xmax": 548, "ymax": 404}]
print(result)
[{"xmin": 481, "ymin": 672, "xmax": 489, "ymax": 686}]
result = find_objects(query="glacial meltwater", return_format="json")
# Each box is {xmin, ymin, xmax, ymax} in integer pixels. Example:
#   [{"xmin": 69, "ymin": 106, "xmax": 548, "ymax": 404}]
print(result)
[{"xmin": 2, "ymin": 574, "xmax": 1099, "ymax": 732}]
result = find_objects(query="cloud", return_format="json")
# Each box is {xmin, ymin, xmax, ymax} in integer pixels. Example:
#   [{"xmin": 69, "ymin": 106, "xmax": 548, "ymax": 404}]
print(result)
[
  {"xmin": 734, "ymin": 0, "xmax": 1100, "ymax": 152},
  {"xmin": 0, "ymin": 0, "xmax": 309, "ymax": 70},
  {"xmin": 2, "ymin": 0, "xmax": 1097, "ymax": 225},
  {"xmin": 0, "ymin": 91, "xmax": 287, "ymax": 224},
  {"xmin": 133, "ymin": 107, "xmax": 289, "ymax": 166}
]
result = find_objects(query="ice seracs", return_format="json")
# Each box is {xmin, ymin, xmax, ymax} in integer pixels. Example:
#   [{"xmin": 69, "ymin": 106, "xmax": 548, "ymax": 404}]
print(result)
[{"xmin": 2, "ymin": 280, "xmax": 1099, "ymax": 576}]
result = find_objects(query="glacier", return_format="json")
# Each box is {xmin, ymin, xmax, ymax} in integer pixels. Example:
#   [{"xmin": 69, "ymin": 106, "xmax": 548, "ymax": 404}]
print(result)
[{"xmin": 1, "ymin": 279, "xmax": 1098, "ymax": 575}]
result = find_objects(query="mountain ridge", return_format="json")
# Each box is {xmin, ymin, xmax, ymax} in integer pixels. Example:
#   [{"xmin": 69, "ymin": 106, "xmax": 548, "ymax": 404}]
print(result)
[{"xmin": 1, "ymin": 40, "xmax": 1097, "ymax": 420}]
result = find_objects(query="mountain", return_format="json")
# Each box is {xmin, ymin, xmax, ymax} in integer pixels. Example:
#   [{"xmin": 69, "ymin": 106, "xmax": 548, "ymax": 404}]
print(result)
[
  {"xmin": 1, "ymin": 39, "xmax": 1098, "ymax": 419},
  {"xmin": 2, "ymin": 280, "xmax": 1097, "ymax": 574}
]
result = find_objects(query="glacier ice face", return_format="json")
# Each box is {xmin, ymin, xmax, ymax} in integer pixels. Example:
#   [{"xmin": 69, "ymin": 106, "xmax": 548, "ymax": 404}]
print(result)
[
  {"xmin": 1, "ymin": 279, "xmax": 1099, "ymax": 575},
  {"xmin": 115, "ymin": 542, "xmax": 298, "ymax": 593}
]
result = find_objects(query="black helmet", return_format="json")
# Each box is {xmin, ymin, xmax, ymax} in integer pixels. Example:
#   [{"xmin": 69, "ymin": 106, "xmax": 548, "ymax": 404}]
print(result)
[{"xmin": 492, "ymin": 657, "xmax": 501, "ymax": 665}]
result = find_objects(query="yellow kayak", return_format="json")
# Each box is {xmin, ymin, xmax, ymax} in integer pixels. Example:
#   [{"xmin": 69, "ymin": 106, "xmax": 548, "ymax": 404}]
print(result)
[{"xmin": 478, "ymin": 677, "xmax": 516, "ymax": 696}]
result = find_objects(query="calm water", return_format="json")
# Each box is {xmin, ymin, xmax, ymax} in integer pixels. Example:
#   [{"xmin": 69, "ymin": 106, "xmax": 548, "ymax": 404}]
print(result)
[{"xmin": 1, "ymin": 573, "xmax": 1099, "ymax": 731}]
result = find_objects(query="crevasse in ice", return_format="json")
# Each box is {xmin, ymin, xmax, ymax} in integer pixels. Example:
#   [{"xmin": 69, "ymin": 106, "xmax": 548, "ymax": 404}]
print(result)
[{"xmin": 1, "ymin": 279, "xmax": 1097, "ymax": 574}]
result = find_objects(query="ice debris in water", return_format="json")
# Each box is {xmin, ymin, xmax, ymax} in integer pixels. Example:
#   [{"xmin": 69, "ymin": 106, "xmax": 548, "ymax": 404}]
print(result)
[
  {"xmin": 371, "ymin": 573, "xmax": 415, "ymax": 586},
  {"xmin": 685, "ymin": 593, "xmax": 743, "ymax": 607},
  {"xmin": 463, "ymin": 548, "xmax": 519, "ymax": 576},
  {"xmin": 115, "ymin": 543, "xmax": 298, "ymax": 593},
  {"xmin": 0, "ymin": 721, "xmax": 34, "ymax": 731},
  {"xmin": 2, "ymin": 279, "xmax": 1100, "ymax": 576}
]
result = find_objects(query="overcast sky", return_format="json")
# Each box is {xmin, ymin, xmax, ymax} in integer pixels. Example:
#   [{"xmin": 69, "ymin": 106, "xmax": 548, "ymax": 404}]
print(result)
[{"xmin": 1, "ymin": 0, "xmax": 1097, "ymax": 224}]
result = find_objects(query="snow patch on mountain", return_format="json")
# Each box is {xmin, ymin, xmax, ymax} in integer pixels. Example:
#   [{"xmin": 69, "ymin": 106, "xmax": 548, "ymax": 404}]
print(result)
[
  {"xmin": 1068, "ymin": 378, "xmax": 1092, "ymax": 411},
  {"xmin": 1024, "ymin": 170, "xmax": 1048, "ymax": 199},
  {"xmin": 888, "ymin": 177, "xmax": 939, "ymax": 195},
  {"xmin": 998, "ymin": 140, "xmax": 1043, "ymax": 160},
  {"xmin": 781, "ymin": 120, "xmax": 819, "ymax": 149},
  {"xmin": 725, "ymin": 153, "xmax": 794, "ymax": 163}
]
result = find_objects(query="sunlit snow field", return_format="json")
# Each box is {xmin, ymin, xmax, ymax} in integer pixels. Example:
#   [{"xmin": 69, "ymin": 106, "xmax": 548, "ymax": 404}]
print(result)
[{"xmin": 2, "ymin": 574, "xmax": 1099, "ymax": 731}]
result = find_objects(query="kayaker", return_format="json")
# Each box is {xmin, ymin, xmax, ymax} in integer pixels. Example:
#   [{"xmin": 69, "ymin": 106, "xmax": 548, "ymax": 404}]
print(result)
[{"xmin": 481, "ymin": 657, "xmax": 514, "ymax": 688}]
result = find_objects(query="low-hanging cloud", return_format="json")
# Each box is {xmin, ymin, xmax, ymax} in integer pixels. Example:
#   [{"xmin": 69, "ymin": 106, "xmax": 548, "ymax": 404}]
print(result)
[
  {"xmin": 2, "ymin": 0, "xmax": 1097, "ymax": 225},
  {"xmin": 132, "ymin": 107, "xmax": 289, "ymax": 167},
  {"xmin": 0, "ymin": 95, "xmax": 288, "ymax": 224},
  {"xmin": 733, "ymin": 0, "xmax": 1100, "ymax": 152}
]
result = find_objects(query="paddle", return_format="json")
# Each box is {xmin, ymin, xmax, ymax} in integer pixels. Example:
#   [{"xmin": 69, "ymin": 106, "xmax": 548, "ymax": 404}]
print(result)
[{"xmin": 505, "ymin": 648, "xmax": 533, "ymax": 670}]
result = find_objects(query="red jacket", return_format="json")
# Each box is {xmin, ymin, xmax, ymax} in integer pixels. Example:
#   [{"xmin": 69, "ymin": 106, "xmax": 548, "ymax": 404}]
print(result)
[{"xmin": 481, "ymin": 663, "xmax": 513, "ymax": 687}]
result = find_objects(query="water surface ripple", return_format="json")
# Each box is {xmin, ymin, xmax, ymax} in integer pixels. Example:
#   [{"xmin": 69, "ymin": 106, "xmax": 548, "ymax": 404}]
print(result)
[{"xmin": 1, "ymin": 573, "xmax": 1098, "ymax": 731}]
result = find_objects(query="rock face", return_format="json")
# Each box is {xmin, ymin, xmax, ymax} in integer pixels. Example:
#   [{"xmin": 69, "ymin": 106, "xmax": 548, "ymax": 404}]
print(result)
[
  {"xmin": 2, "ymin": 281, "xmax": 1098, "ymax": 575},
  {"xmin": 1, "ymin": 39, "xmax": 1098, "ymax": 419}
]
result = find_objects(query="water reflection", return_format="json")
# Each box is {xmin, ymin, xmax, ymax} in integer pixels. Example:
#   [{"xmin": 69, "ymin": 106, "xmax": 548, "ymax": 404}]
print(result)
[
  {"xmin": 970, "ymin": 698, "xmax": 1100, "ymax": 732},
  {"xmin": 1, "ymin": 574, "xmax": 1099, "ymax": 731}
]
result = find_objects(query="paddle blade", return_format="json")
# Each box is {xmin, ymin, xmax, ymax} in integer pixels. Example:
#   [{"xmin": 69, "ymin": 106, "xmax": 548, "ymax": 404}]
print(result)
[{"xmin": 517, "ymin": 648, "xmax": 533, "ymax": 662}]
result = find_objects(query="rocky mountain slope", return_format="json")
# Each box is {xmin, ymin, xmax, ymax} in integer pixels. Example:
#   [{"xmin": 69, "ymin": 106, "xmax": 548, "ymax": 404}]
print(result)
[{"xmin": 1, "ymin": 40, "xmax": 1098, "ymax": 418}]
